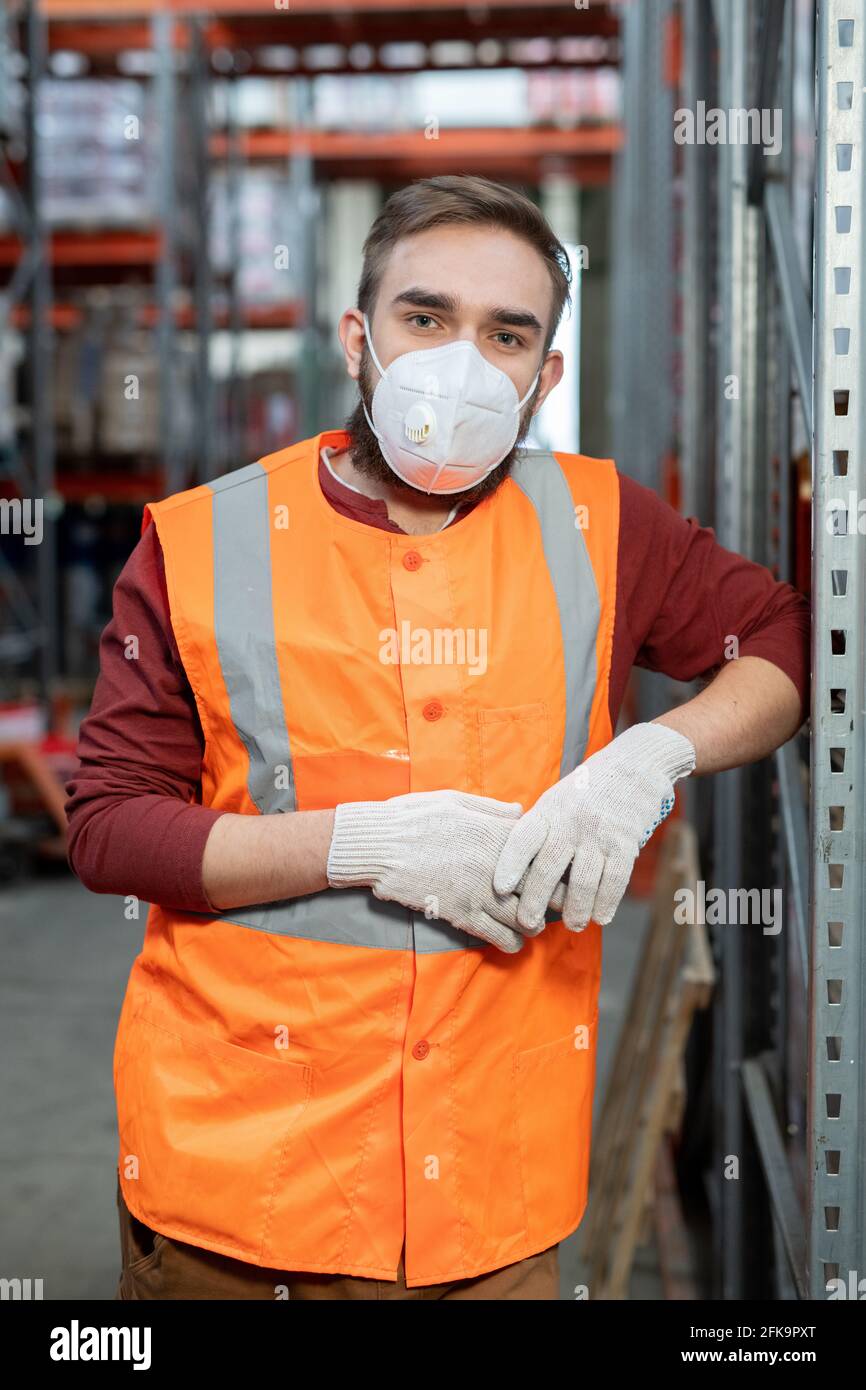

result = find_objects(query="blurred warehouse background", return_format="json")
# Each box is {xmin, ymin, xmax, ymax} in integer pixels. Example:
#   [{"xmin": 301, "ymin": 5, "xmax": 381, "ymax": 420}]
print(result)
[
  {"xmin": 0, "ymin": 0, "xmax": 617, "ymax": 705},
  {"xmin": 1, "ymin": 0, "xmax": 861, "ymax": 1309}
]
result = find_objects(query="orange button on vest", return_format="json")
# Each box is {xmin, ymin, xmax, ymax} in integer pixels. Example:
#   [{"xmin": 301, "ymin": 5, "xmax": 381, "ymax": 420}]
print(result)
[{"xmin": 112, "ymin": 428, "xmax": 619, "ymax": 1287}]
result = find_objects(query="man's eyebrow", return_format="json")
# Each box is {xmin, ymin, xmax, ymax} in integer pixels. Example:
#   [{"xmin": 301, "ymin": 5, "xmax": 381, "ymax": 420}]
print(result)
[
  {"xmin": 390, "ymin": 289, "xmax": 544, "ymax": 337},
  {"xmin": 486, "ymin": 306, "xmax": 544, "ymax": 336},
  {"xmin": 391, "ymin": 288, "xmax": 460, "ymax": 313}
]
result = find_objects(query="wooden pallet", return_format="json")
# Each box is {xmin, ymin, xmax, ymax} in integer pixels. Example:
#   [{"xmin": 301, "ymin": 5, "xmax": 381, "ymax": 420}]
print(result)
[{"xmin": 580, "ymin": 819, "xmax": 715, "ymax": 1299}]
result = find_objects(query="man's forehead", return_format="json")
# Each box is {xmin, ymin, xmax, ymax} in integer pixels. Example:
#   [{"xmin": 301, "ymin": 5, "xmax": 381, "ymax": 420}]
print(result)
[{"xmin": 379, "ymin": 227, "xmax": 553, "ymax": 316}]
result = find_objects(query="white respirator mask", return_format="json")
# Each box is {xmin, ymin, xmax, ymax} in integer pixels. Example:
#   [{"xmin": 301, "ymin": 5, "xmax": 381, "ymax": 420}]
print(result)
[{"xmin": 361, "ymin": 312, "xmax": 541, "ymax": 494}]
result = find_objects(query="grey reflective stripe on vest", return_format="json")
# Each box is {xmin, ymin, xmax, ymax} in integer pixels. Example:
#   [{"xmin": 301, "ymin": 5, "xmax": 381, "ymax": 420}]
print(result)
[
  {"xmin": 202, "ymin": 449, "xmax": 600, "ymax": 951},
  {"xmin": 510, "ymin": 449, "xmax": 599, "ymax": 777},
  {"xmin": 213, "ymin": 893, "xmax": 486, "ymax": 954},
  {"xmin": 208, "ymin": 463, "xmax": 296, "ymax": 813}
]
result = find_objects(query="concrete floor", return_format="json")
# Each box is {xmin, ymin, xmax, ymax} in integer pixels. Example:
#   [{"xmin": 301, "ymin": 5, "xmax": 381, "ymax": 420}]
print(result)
[{"xmin": 0, "ymin": 874, "xmax": 659, "ymax": 1300}]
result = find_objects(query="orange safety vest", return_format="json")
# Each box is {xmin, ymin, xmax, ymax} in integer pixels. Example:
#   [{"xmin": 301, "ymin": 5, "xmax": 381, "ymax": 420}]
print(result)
[{"xmin": 113, "ymin": 428, "xmax": 620, "ymax": 1286}]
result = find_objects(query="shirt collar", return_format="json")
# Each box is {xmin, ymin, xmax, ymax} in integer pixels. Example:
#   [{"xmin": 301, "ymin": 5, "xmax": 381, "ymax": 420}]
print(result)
[{"xmin": 320, "ymin": 446, "xmax": 464, "ymax": 533}]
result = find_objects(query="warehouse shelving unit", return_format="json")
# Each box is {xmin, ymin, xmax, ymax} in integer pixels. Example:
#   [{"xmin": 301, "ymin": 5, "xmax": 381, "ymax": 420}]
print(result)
[
  {"xmin": 1, "ymin": 0, "xmax": 57, "ymax": 689},
  {"xmin": 611, "ymin": 0, "xmax": 866, "ymax": 1300},
  {"xmin": 3, "ymin": 0, "xmax": 621, "ymax": 695}
]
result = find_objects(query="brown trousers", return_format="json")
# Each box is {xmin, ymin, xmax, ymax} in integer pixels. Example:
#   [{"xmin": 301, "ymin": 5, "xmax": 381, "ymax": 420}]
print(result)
[{"xmin": 115, "ymin": 1176, "xmax": 559, "ymax": 1301}]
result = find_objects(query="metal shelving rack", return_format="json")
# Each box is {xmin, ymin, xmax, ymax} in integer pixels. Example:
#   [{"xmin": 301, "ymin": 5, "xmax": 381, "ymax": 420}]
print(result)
[{"xmin": 612, "ymin": 0, "xmax": 866, "ymax": 1300}]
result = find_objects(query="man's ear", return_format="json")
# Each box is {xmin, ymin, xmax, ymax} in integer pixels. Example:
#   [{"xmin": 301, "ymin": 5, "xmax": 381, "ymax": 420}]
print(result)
[
  {"xmin": 338, "ymin": 309, "xmax": 366, "ymax": 382},
  {"xmin": 532, "ymin": 349, "xmax": 565, "ymax": 413}
]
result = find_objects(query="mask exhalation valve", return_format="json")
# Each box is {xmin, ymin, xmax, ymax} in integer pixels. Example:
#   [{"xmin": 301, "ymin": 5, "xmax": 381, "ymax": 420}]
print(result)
[{"xmin": 404, "ymin": 401, "xmax": 437, "ymax": 445}]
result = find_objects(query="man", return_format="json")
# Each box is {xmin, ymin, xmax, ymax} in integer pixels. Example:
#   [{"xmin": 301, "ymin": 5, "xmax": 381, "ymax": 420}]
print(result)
[{"xmin": 66, "ymin": 174, "xmax": 809, "ymax": 1301}]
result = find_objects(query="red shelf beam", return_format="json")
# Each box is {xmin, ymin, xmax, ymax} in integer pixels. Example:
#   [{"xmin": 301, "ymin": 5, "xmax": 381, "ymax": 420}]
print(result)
[
  {"xmin": 9, "ymin": 301, "xmax": 304, "ymax": 330},
  {"xmin": 210, "ymin": 123, "xmax": 620, "ymax": 182},
  {"xmin": 0, "ymin": 230, "xmax": 162, "ymax": 268}
]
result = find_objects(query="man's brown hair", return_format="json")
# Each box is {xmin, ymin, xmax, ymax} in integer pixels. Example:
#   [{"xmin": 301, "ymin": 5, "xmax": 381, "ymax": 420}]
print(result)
[{"xmin": 357, "ymin": 174, "xmax": 572, "ymax": 354}]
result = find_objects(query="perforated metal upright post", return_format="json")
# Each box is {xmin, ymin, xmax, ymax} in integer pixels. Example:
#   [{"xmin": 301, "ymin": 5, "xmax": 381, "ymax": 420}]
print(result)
[{"xmin": 809, "ymin": 0, "xmax": 866, "ymax": 1298}]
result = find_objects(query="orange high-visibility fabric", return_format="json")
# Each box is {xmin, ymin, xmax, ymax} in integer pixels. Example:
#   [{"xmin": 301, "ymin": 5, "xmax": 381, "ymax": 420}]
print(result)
[{"xmin": 113, "ymin": 429, "xmax": 620, "ymax": 1286}]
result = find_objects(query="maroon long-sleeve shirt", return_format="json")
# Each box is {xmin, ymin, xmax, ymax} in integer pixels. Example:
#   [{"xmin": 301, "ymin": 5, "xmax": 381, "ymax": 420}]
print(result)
[{"xmin": 65, "ymin": 450, "xmax": 811, "ymax": 914}]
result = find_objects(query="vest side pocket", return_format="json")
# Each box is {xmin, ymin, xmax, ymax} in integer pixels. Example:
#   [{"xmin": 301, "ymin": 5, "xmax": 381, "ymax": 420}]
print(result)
[
  {"xmin": 114, "ymin": 1002, "xmax": 313, "ymax": 1265},
  {"xmin": 478, "ymin": 702, "xmax": 551, "ymax": 807},
  {"xmin": 511, "ymin": 1007, "xmax": 599, "ymax": 1247}
]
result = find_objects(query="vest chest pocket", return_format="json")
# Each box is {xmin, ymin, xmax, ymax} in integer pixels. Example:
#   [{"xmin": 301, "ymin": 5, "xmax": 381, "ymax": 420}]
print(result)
[
  {"xmin": 478, "ymin": 702, "xmax": 551, "ymax": 808},
  {"xmin": 512, "ymin": 1008, "xmax": 599, "ymax": 1246}
]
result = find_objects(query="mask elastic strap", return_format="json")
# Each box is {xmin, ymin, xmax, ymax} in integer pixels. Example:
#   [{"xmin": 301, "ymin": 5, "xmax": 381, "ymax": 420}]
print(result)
[
  {"xmin": 361, "ymin": 399, "xmax": 381, "ymax": 439},
  {"xmin": 516, "ymin": 368, "xmax": 541, "ymax": 411},
  {"xmin": 362, "ymin": 312, "xmax": 388, "ymax": 380}
]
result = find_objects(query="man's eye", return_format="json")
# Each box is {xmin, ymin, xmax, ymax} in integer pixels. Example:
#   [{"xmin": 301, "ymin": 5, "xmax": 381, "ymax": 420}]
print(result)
[
  {"xmin": 413, "ymin": 314, "xmax": 435, "ymax": 328},
  {"xmin": 496, "ymin": 332, "xmax": 519, "ymax": 347}
]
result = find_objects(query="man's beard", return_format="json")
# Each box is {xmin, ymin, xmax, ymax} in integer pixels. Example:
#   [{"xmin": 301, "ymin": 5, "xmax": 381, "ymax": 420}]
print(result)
[{"xmin": 342, "ymin": 348, "xmax": 541, "ymax": 508}]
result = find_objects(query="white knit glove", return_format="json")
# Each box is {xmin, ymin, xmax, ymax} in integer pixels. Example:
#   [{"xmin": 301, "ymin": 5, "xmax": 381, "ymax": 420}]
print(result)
[
  {"xmin": 327, "ymin": 788, "xmax": 563, "ymax": 954},
  {"xmin": 492, "ymin": 722, "xmax": 696, "ymax": 932}
]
